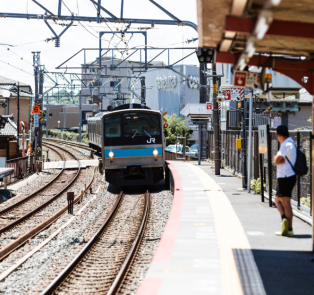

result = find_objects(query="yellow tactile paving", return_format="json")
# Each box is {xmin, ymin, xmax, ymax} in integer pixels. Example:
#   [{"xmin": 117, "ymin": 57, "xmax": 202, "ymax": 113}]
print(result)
[{"xmin": 188, "ymin": 163, "xmax": 266, "ymax": 295}]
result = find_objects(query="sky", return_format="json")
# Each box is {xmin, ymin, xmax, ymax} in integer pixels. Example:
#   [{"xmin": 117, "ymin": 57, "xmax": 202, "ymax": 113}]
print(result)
[{"xmin": 0, "ymin": 0, "xmax": 199, "ymax": 90}]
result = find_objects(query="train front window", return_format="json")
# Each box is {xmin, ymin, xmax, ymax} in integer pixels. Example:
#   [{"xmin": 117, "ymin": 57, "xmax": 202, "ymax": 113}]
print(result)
[
  {"xmin": 104, "ymin": 115, "xmax": 121, "ymax": 138},
  {"xmin": 123, "ymin": 113, "xmax": 160, "ymax": 138},
  {"xmin": 104, "ymin": 112, "xmax": 162, "ymax": 146}
]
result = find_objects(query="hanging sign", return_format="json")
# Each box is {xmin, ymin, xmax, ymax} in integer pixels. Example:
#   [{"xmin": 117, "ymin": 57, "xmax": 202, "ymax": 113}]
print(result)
[
  {"xmin": 32, "ymin": 105, "xmax": 40, "ymax": 114},
  {"xmin": 34, "ymin": 113, "xmax": 39, "ymax": 128},
  {"xmin": 206, "ymin": 102, "xmax": 212, "ymax": 110},
  {"xmin": 233, "ymin": 70, "xmax": 260, "ymax": 88}
]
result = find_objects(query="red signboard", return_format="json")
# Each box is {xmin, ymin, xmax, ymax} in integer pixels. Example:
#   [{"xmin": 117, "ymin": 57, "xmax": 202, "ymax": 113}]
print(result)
[
  {"xmin": 234, "ymin": 71, "xmax": 247, "ymax": 87},
  {"xmin": 206, "ymin": 102, "xmax": 212, "ymax": 110},
  {"xmin": 222, "ymin": 89, "xmax": 231, "ymax": 100}
]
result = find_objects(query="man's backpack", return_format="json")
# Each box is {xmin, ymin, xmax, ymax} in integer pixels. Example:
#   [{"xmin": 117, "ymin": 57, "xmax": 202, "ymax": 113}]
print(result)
[{"xmin": 285, "ymin": 148, "xmax": 308, "ymax": 177}]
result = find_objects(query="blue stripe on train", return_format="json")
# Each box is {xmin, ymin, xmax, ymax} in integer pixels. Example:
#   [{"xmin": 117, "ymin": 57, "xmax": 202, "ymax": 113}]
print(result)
[{"xmin": 104, "ymin": 147, "xmax": 163, "ymax": 158}]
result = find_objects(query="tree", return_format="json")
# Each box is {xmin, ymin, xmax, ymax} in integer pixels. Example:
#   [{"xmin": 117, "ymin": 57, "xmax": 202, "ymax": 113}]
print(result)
[{"xmin": 164, "ymin": 114, "xmax": 192, "ymax": 146}]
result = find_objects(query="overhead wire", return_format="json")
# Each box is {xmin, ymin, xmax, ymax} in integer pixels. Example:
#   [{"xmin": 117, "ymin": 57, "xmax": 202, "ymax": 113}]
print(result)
[{"xmin": 0, "ymin": 59, "xmax": 33, "ymax": 76}]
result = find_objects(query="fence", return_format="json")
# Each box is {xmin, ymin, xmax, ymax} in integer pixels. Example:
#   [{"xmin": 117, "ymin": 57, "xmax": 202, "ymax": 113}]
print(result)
[
  {"xmin": 208, "ymin": 130, "xmax": 260, "ymax": 180},
  {"xmin": 7, "ymin": 155, "xmax": 35, "ymax": 180},
  {"xmin": 264, "ymin": 130, "xmax": 312, "ymax": 206},
  {"xmin": 208, "ymin": 129, "xmax": 312, "ymax": 211},
  {"xmin": 227, "ymin": 110, "xmax": 276, "ymax": 130}
]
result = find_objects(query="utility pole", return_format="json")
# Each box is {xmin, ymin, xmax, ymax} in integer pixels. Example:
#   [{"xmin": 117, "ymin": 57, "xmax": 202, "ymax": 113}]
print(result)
[
  {"xmin": 38, "ymin": 68, "xmax": 44, "ymax": 170},
  {"xmin": 16, "ymin": 83, "xmax": 20, "ymax": 158},
  {"xmin": 199, "ymin": 62, "xmax": 207, "ymax": 160},
  {"xmin": 45, "ymin": 94, "xmax": 48, "ymax": 139},
  {"xmin": 32, "ymin": 51, "xmax": 40, "ymax": 171},
  {"xmin": 79, "ymin": 90, "xmax": 82, "ymax": 142},
  {"xmin": 212, "ymin": 61, "xmax": 220, "ymax": 175}
]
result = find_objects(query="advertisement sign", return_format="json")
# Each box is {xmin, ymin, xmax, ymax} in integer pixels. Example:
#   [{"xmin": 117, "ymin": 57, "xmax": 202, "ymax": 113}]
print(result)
[{"xmin": 258, "ymin": 125, "xmax": 267, "ymax": 154}]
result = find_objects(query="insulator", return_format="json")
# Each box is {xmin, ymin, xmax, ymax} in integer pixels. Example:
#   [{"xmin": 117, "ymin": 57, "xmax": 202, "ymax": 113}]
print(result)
[{"xmin": 55, "ymin": 38, "xmax": 60, "ymax": 47}]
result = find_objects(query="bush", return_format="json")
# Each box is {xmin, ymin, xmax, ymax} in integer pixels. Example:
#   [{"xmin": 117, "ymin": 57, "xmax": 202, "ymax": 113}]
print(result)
[
  {"xmin": 46, "ymin": 129, "xmax": 86, "ymax": 143},
  {"xmin": 250, "ymin": 178, "xmax": 266, "ymax": 194},
  {"xmin": 300, "ymin": 195, "xmax": 311, "ymax": 208}
]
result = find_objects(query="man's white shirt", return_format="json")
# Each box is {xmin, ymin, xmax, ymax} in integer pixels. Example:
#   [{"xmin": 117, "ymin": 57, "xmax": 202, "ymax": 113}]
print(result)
[{"xmin": 276, "ymin": 137, "xmax": 296, "ymax": 178}]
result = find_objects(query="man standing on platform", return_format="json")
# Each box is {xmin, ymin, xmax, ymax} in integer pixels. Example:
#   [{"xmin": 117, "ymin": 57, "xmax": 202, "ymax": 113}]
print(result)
[{"xmin": 273, "ymin": 125, "xmax": 296, "ymax": 237}]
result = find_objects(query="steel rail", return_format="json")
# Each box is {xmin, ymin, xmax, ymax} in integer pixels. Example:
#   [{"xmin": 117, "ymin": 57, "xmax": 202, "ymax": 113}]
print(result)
[
  {"xmin": 40, "ymin": 191, "xmax": 124, "ymax": 295},
  {"xmin": 0, "ymin": 166, "xmax": 96, "ymax": 261},
  {"xmin": 107, "ymin": 191, "xmax": 150, "ymax": 295},
  {"xmin": 0, "ymin": 143, "xmax": 81, "ymax": 235},
  {"xmin": 0, "ymin": 144, "xmax": 64, "ymax": 216}
]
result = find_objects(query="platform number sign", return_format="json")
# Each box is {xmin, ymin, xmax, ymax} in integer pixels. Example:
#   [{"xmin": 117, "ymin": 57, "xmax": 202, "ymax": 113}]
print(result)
[
  {"xmin": 34, "ymin": 113, "xmax": 39, "ymax": 128},
  {"xmin": 32, "ymin": 106, "xmax": 40, "ymax": 114}
]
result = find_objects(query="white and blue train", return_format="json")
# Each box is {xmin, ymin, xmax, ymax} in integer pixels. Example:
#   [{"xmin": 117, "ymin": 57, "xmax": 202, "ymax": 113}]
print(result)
[{"xmin": 87, "ymin": 104, "xmax": 165, "ymax": 186}]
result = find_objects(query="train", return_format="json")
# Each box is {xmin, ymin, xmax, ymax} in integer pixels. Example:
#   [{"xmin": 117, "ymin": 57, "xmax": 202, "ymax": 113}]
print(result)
[{"xmin": 87, "ymin": 104, "xmax": 165, "ymax": 186}]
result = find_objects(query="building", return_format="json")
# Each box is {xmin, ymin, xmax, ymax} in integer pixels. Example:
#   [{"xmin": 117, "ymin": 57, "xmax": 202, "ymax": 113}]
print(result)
[{"xmin": 0, "ymin": 76, "xmax": 33, "ymax": 130}]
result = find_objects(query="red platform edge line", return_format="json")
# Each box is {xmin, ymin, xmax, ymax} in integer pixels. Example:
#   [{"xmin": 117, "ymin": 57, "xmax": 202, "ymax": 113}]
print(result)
[
  {"xmin": 136, "ymin": 161, "xmax": 183, "ymax": 295},
  {"xmin": 151, "ymin": 161, "xmax": 183, "ymax": 264}
]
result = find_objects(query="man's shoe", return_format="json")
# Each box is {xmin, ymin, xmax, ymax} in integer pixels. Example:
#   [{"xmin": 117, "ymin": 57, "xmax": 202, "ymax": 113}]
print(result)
[
  {"xmin": 281, "ymin": 218, "xmax": 289, "ymax": 236},
  {"xmin": 275, "ymin": 231, "xmax": 286, "ymax": 236},
  {"xmin": 287, "ymin": 230, "xmax": 294, "ymax": 237}
]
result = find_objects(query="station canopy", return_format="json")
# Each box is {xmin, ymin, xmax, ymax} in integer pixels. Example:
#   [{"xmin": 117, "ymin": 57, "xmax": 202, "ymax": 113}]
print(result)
[{"xmin": 197, "ymin": 0, "xmax": 314, "ymax": 94}]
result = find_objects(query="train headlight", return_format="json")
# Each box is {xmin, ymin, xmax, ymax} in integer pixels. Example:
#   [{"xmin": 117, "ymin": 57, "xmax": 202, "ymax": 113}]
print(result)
[
  {"xmin": 108, "ymin": 151, "xmax": 114, "ymax": 158},
  {"xmin": 153, "ymin": 149, "xmax": 158, "ymax": 156}
]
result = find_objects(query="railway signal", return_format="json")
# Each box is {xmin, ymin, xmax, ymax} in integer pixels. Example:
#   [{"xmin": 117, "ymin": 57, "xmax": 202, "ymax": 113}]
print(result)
[{"xmin": 163, "ymin": 123, "xmax": 168, "ymax": 137}]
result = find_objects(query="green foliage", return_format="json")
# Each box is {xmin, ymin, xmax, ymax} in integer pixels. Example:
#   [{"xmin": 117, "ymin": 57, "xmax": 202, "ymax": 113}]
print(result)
[
  {"xmin": 250, "ymin": 178, "xmax": 266, "ymax": 194},
  {"xmin": 164, "ymin": 114, "xmax": 192, "ymax": 146},
  {"xmin": 300, "ymin": 195, "xmax": 311, "ymax": 208},
  {"xmin": 44, "ymin": 129, "xmax": 88, "ymax": 144}
]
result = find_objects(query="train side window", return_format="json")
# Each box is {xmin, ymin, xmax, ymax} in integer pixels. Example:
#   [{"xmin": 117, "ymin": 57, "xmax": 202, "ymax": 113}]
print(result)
[{"xmin": 105, "ymin": 115, "xmax": 121, "ymax": 137}]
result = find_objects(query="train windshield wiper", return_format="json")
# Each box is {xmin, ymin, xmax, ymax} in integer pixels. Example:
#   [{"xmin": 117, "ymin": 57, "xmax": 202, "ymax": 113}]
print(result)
[
  {"xmin": 131, "ymin": 130, "xmax": 138, "ymax": 138},
  {"xmin": 144, "ymin": 130, "xmax": 151, "ymax": 137}
]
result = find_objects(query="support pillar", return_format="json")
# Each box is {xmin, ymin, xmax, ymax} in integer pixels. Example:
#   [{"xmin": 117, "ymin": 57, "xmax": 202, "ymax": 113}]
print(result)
[
  {"xmin": 212, "ymin": 61, "xmax": 220, "ymax": 175},
  {"xmin": 199, "ymin": 62, "xmax": 207, "ymax": 160},
  {"xmin": 281, "ymin": 112, "xmax": 288, "ymax": 127}
]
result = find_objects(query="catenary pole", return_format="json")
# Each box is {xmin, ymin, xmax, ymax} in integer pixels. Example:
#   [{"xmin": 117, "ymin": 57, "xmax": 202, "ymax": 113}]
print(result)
[
  {"xmin": 16, "ymin": 83, "xmax": 20, "ymax": 158},
  {"xmin": 46, "ymin": 94, "xmax": 48, "ymax": 139},
  {"xmin": 79, "ymin": 90, "xmax": 82, "ymax": 142},
  {"xmin": 247, "ymin": 90, "xmax": 253, "ymax": 193},
  {"xmin": 212, "ymin": 61, "xmax": 220, "ymax": 175},
  {"xmin": 38, "ymin": 69, "xmax": 44, "ymax": 171}
]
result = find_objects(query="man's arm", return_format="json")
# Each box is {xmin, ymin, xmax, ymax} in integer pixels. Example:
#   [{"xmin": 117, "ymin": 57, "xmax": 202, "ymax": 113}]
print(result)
[{"xmin": 273, "ymin": 155, "xmax": 285, "ymax": 165}]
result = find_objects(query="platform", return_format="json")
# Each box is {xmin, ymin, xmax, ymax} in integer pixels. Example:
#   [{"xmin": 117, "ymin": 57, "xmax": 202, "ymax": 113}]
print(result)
[
  {"xmin": 0, "ymin": 168, "xmax": 14, "ymax": 178},
  {"xmin": 137, "ymin": 161, "xmax": 314, "ymax": 295}
]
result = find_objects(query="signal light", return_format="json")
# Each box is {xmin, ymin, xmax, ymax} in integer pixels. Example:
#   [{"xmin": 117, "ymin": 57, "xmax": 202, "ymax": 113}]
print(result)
[{"xmin": 164, "ymin": 124, "xmax": 168, "ymax": 128}]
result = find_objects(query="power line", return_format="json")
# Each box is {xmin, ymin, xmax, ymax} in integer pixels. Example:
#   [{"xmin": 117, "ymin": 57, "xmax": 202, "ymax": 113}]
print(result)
[{"xmin": 0, "ymin": 59, "xmax": 33, "ymax": 76}]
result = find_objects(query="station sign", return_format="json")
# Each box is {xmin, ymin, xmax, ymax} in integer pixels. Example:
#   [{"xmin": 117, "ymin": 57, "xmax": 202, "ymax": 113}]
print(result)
[
  {"xmin": 258, "ymin": 125, "xmax": 267, "ymax": 154},
  {"xmin": 32, "ymin": 105, "xmax": 40, "ymax": 114},
  {"xmin": 34, "ymin": 113, "xmax": 39, "ymax": 128},
  {"xmin": 233, "ymin": 70, "xmax": 260, "ymax": 89}
]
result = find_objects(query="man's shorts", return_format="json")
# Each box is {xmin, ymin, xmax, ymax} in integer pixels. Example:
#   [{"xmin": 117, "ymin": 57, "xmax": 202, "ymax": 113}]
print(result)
[{"xmin": 277, "ymin": 175, "xmax": 296, "ymax": 197}]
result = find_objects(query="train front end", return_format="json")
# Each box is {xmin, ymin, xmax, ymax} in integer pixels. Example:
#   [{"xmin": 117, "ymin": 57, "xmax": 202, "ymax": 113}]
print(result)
[{"xmin": 101, "ymin": 109, "xmax": 164, "ymax": 186}]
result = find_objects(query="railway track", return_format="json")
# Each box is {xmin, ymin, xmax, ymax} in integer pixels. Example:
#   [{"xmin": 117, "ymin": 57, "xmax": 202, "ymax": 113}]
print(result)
[
  {"xmin": 41, "ymin": 191, "xmax": 150, "ymax": 295},
  {"xmin": 0, "ymin": 142, "xmax": 83, "ymax": 260},
  {"xmin": 43, "ymin": 138, "xmax": 93, "ymax": 159}
]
